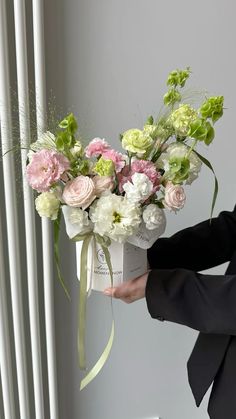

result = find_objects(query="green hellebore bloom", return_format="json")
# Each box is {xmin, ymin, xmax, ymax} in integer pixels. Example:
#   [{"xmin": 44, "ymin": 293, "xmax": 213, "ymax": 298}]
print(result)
[
  {"xmin": 200, "ymin": 96, "xmax": 224, "ymax": 123},
  {"xmin": 188, "ymin": 118, "xmax": 215, "ymax": 145},
  {"xmin": 163, "ymin": 88, "xmax": 181, "ymax": 106},
  {"xmin": 56, "ymin": 130, "xmax": 73, "ymax": 151},
  {"xmin": 167, "ymin": 67, "xmax": 191, "ymax": 88},
  {"xmin": 167, "ymin": 157, "xmax": 190, "ymax": 183},
  {"xmin": 59, "ymin": 113, "xmax": 78, "ymax": 135}
]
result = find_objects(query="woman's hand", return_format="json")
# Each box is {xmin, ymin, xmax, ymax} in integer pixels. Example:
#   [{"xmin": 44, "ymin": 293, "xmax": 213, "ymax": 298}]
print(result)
[{"xmin": 103, "ymin": 272, "xmax": 149, "ymax": 303}]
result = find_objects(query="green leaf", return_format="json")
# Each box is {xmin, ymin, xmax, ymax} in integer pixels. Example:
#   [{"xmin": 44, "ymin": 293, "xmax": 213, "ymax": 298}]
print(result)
[
  {"xmin": 193, "ymin": 150, "xmax": 218, "ymax": 220},
  {"xmin": 145, "ymin": 115, "xmax": 154, "ymax": 125}
]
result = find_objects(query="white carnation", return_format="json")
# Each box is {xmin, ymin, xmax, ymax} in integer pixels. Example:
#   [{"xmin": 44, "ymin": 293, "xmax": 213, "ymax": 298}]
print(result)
[
  {"xmin": 35, "ymin": 192, "xmax": 60, "ymax": 220},
  {"xmin": 89, "ymin": 192, "xmax": 141, "ymax": 242},
  {"xmin": 143, "ymin": 204, "xmax": 166, "ymax": 230},
  {"xmin": 62, "ymin": 205, "xmax": 92, "ymax": 238},
  {"xmin": 123, "ymin": 172, "xmax": 153, "ymax": 203}
]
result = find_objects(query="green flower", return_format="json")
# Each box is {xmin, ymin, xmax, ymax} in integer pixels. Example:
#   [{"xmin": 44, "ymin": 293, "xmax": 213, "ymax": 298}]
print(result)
[
  {"xmin": 158, "ymin": 143, "xmax": 202, "ymax": 184},
  {"xmin": 166, "ymin": 157, "xmax": 190, "ymax": 183},
  {"xmin": 199, "ymin": 96, "xmax": 224, "ymax": 123},
  {"xmin": 94, "ymin": 157, "xmax": 115, "ymax": 176},
  {"xmin": 59, "ymin": 113, "xmax": 78, "ymax": 135},
  {"xmin": 169, "ymin": 104, "xmax": 197, "ymax": 137},
  {"xmin": 188, "ymin": 118, "xmax": 215, "ymax": 145},
  {"xmin": 121, "ymin": 128, "xmax": 153, "ymax": 155},
  {"xmin": 163, "ymin": 89, "xmax": 181, "ymax": 106},
  {"xmin": 167, "ymin": 67, "xmax": 191, "ymax": 88}
]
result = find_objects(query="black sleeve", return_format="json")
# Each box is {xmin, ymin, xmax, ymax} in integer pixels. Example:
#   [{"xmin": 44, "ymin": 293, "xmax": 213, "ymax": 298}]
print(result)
[
  {"xmin": 147, "ymin": 206, "xmax": 236, "ymax": 271},
  {"xmin": 145, "ymin": 205, "xmax": 236, "ymax": 335},
  {"xmin": 146, "ymin": 268, "xmax": 236, "ymax": 335}
]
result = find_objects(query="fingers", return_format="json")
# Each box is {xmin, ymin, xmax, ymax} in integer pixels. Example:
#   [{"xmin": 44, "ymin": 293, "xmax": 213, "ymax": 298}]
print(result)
[
  {"xmin": 103, "ymin": 273, "xmax": 148, "ymax": 303},
  {"xmin": 103, "ymin": 287, "xmax": 116, "ymax": 297}
]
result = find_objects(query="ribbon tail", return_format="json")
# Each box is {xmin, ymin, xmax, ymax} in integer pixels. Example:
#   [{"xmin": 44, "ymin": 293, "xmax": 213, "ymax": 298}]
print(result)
[
  {"xmin": 101, "ymin": 244, "xmax": 113, "ymax": 287},
  {"xmin": 80, "ymin": 321, "xmax": 115, "ymax": 390},
  {"xmin": 80, "ymin": 242, "xmax": 114, "ymax": 390},
  {"xmin": 78, "ymin": 234, "xmax": 92, "ymax": 370}
]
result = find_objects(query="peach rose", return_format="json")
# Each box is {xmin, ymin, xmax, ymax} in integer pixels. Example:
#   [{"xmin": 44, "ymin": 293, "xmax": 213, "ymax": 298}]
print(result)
[
  {"xmin": 62, "ymin": 176, "xmax": 96, "ymax": 210},
  {"xmin": 164, "ymin": 181, "xmax": 186, "ymax": 211},
  {"xmin": 92, "ymin": 175, "xmax": 114, "ymax": 197}
]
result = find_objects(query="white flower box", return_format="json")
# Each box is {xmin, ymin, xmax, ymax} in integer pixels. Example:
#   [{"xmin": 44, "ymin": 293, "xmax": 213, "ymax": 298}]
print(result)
[{"xmin": 76, "ymin": 240, "xmax": 147, "ymax": 292}]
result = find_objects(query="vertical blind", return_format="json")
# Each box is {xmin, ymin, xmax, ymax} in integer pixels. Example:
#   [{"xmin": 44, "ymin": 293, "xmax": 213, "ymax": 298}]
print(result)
[{"xmin": 0, "ymin": 0, "xmax": 59, "ymax": 417}]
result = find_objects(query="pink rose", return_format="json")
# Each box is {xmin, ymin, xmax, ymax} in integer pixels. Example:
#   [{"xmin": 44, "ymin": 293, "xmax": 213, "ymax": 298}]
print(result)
[
  {"xmin": 102, "ymin": 149, "xmax": 126, "ymax": 173},
  {"xmin": 92, "ymin": 175, "xmax": 114, "ymax": 196},
  {"xmin": 62, "ymin": 176, "xmax": 96, "ymax": 209},
  {"xmin": 85, "ymin": 138, "xmax": 110, "ymax": 158},
  {"xmin": 164, "ymin": 182, "xmax": 186, "ymax": 211},
  {"xmin": 26, "ymin": 149, "xmax": 70, "ymax": 192}
]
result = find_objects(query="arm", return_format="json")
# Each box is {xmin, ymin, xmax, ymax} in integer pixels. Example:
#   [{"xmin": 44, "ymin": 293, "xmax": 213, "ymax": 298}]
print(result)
[
  {"xmin": 147, "ymin": 206, "xmax": 236, "ymax": 271},
  {"xmin": 146, "ymin": 268, "xmax": 236, "ymax": 335},
  {"xmin": 104, "ymin": 206, "xmax": 236, "ymax": 334}
]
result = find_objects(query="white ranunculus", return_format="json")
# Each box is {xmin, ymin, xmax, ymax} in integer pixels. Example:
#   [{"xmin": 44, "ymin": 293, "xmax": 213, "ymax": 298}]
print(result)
[
  {"xmin": 62, "ymin": 205, "xmax": 92, "ymax": 238},
  {"xmin": 89, "ymin": 192, "xmax": 141, "ymax": 243},
  {"xmin": 142, "ymin": 204, "xmax": 166, "ymax": 230},
  {"xmin": 123, "ymin": 172, "xmax": 153, "ymax": 203}
]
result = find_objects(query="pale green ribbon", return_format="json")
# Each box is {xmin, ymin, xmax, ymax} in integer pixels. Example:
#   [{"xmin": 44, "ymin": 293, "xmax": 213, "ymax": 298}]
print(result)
[{"xmin": 74, "ymin": 233, "xmax": 114, "ymax": 390}]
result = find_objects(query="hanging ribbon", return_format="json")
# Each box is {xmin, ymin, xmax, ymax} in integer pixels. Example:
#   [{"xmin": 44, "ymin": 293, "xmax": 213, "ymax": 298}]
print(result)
[{"xmin": 74, "ymin": 233, "xmax": 115, "ymax": 390}]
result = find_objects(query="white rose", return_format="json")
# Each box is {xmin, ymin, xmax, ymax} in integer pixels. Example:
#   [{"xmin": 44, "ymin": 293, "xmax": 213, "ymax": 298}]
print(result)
[
  {"xmin": 164, "ymin": 182, "xmax": 186, "ymax": 211},
  {"xmin": 142, "ymin": 204, "xmax": 166, "ymax": 230},
  {"xmin": 35, "ymin": 192, "xmax": 60, "ymax": 220},
  {"xmin": 62, "ymin": 206, "xmax": 92, "ymax": 238},
  {"xmin": 123, "ymin": 172, "xmax": 153, "ymax": 203}
]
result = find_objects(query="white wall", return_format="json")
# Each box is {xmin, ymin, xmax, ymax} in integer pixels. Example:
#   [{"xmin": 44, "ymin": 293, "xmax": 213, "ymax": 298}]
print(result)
[{"xmin": 44, "ymin": 1, "xmax": 236, "ymax": 418}]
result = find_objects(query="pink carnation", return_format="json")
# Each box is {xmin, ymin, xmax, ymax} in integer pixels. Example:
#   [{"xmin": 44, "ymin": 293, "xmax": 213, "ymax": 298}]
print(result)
[
  {"xmin": 26, "ymin": 149, "xmax": 70, "ymax": 192},
  {"xmin": 85, "ymin": 138, "xmax": 110, "ymax": 158},
  {"xmin": 117, "ymin": 165, "xmax": 131, "ymax": 193},
  {"xmin": 131, "ymin": 160, "xmax": 160, "ymax": 185},
  {"xmin": 102, "ymin": 149, "xmax": 126, "ymax": 173},
  {"xmin": 118, "ymin": 160, "xmax": 161, "ymax": 193}
]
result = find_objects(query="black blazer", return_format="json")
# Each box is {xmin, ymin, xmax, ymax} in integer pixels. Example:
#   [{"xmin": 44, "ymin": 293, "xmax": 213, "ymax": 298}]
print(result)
[{"xmin": 146, "ymin": 205, "xmax": 236, "ymax": 419}]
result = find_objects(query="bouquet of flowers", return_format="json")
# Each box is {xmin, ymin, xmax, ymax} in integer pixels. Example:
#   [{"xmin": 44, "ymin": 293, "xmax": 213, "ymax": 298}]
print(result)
[{"xmin": 26, "ymin": 68, "xmax": 224, "ymax": 388}]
